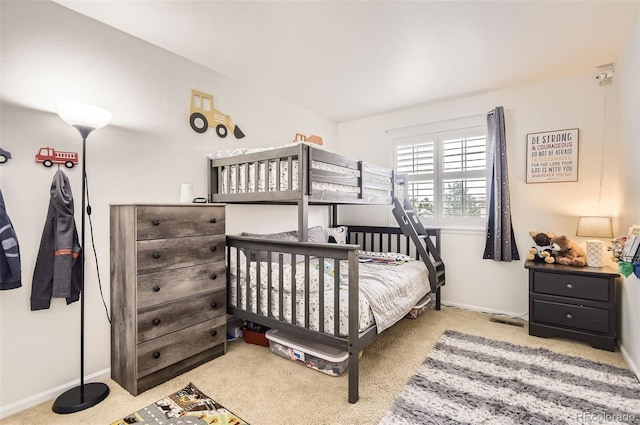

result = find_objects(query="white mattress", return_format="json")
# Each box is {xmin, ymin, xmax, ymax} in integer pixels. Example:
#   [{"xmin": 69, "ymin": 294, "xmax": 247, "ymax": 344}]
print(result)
[{"xmin": 229, "ymin": 257, "xmax": 430, "ymax": 337}]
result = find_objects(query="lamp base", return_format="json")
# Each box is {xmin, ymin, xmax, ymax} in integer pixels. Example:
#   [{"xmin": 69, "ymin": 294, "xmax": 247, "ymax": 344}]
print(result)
[
  {"xmin": 585, "ymin": 240, "xmax": 604, "ymax": 268},
  {"xmin": 52, "ymin": 382, "xmax": 109, "ymax": 414}
]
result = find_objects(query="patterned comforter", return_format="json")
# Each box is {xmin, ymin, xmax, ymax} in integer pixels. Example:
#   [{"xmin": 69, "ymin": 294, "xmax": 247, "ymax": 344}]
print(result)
[{"xmin": 229, "ymin": 257, "xmax": 430, "ymax": 336}]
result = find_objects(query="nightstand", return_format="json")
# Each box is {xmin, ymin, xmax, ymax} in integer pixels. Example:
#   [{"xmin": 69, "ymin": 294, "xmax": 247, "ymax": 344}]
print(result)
[{"xmin": 525, "ymin": 261, "xmax": 620, "ymax": 351}]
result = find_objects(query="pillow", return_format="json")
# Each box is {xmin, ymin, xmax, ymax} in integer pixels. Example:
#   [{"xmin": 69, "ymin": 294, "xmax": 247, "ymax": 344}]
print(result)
[
  {"xmin": 326, "ymin": 226, "xmax": 348, "ymax": 244},
  {"xmin": 240, "ymin": 230, "xmax": 298, "ymax": 263},
  {"xmin": 308, "ymin": 225, "xmax": 329, "ymax": 243},
  {"xmin": 240, "ymin": 226, "xmax": 326, "ymax": 263}
]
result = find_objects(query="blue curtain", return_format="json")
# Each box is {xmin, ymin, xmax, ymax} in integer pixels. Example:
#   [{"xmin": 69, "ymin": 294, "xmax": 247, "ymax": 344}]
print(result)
[{"xmin": 483, "ymin": 106, "xmax": 519, "ymax": 262}]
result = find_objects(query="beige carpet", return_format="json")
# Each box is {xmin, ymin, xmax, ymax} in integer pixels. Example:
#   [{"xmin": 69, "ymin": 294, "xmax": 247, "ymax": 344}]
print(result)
[{"xmin": 1, "ymin": 306, "xmax": 630, "ymax": 425}]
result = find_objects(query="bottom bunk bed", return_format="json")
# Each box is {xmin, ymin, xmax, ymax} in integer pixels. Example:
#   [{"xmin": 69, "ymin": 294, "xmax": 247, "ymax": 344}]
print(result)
[{"xmin": 226, "ymin": 225, "xmax": 441, "ymax": 403}]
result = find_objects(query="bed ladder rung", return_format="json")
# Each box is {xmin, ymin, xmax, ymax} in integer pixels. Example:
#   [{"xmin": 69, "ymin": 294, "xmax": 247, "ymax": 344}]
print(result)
[{"xmin": 392, "ymin": 195, "xmax": 445, "ymax": 308}]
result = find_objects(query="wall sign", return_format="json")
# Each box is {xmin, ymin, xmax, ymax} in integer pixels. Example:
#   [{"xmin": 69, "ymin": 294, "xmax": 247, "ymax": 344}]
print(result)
[{"xmin": 526, "ymin": 128, "xmax": 579, "ymax": 183}]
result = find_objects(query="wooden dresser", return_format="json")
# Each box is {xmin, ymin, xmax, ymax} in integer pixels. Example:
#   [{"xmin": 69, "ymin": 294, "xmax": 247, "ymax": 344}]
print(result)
[
  {"xmin": 525, "ymin": 260, "xmax": 620, "ymax": 351},
  {"xmin": 110, "ymin": 204, "xmax": 226, "ymax": 395}
]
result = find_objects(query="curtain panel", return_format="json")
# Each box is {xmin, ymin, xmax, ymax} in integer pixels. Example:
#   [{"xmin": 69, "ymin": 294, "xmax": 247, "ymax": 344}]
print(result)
[{"xmin": 483, "ymin": 106, "xmax": 519, "ymax": 262}]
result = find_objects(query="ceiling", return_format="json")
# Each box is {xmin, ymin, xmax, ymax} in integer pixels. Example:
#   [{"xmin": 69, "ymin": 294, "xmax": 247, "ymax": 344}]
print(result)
[{"xmin": 54, "ymin": 0, "xmax": 639, "ymax": 123}]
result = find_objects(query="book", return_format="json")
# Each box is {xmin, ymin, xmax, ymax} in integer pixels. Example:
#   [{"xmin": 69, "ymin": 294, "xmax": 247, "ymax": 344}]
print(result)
[{"xmin": 622, "ymin": 234, "xmax": 640, "ymax": 261}]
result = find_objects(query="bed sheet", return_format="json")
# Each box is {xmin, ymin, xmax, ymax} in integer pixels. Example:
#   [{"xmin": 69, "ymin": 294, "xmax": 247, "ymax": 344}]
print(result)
[{"xmin": 229, "ymin": 257, "xmax": 430, "ymax": 336}]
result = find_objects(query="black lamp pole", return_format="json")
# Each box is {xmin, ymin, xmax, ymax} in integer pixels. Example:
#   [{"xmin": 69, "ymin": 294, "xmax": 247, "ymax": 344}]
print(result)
[{"xmin": 52, "ymin": 125, "xmax": 110, "ymax": 414}]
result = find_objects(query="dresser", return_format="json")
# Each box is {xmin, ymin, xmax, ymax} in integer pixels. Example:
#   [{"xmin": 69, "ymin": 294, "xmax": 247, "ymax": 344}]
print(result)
[
  {"xmin": 525, "ymin": 261, "xmax": 620, "ymax": 351},
  {"xmin": 110, "ymin": 204, "xmax": 226, "ymax": 395}
]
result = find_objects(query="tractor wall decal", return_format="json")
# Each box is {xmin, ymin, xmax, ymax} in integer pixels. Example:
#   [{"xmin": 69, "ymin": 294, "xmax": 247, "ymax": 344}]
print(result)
[{"xmin": 189, "ymin": 89, "xmax": 245, "ymax": 139}]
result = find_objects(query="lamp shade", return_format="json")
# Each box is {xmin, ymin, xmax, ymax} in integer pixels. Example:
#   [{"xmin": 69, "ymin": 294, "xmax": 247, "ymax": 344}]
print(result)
[
  {"xmin": 57, "ymin": 102, "xmax": 112, "ymax": 130},
  {"xmin": 576, "ymin": 216, "xmax": 613, "ymax": 238}
]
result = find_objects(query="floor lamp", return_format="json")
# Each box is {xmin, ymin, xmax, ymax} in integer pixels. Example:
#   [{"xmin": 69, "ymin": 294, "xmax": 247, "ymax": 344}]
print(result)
[{"xmin": 52, "ymin": 102, "xmax": 112, "ymax": 414}]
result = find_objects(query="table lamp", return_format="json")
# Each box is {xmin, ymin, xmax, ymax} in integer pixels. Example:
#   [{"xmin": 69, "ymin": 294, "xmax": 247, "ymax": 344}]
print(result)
[{"xmin": 576, "ymin": 216, "xmax": 613, "ymax": 267}]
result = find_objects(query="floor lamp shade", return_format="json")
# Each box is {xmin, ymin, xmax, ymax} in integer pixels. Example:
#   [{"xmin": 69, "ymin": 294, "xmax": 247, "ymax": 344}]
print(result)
[
  {"xmin": 576, "ymin": 216, "xmax": 613, "ymax": 268},
  {"xmin": 52, "ymin": 102, "xmax": 111, "ymax": 414},
  {"xmin": 57, "ymin": 102, "xmax": 112, "ymax": 130}
]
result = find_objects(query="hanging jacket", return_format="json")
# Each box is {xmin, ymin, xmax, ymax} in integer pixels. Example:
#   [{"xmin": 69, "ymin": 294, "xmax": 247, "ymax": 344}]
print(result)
[
  {"xmin": 31, "ymin": 170, "xmax": 82, "ymax": 310},
  {"xmin": 0, "ymin": 188, "xmax": 21, "ymax": 290}
]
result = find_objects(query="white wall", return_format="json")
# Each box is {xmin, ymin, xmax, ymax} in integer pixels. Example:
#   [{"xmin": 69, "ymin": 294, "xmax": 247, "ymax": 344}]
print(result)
[
  {"xmin": 610, "ymin": 12, "xmax": 640, "ymax": 379},
  {"xmin": 339, "ymin": 75, "xmax": 616, "ymax": 312},
  {"xmin": 337, "ymin": 21, "xmax": 639, "ymax": 370},
  {"xmin": 0, "ymin": 1, "xmax": 336, "ymax": 416}
]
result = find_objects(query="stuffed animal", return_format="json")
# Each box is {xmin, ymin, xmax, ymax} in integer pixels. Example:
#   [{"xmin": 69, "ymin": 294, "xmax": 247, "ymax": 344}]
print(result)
[
  {"xmin": 526, "ymin": 231, "xmax": 555, "ymax": 263},
  {"xmin": 550, "ymin": 235, "xmax": 587, "ymax": 267}
]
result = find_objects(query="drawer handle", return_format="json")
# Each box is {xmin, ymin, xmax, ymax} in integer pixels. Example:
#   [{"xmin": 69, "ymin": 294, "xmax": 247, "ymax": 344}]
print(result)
[
  {"xmin": 152, "ymin": 252, "xmax": 161, "ymax": 259},
  {"xmin": 152, "ymin": 318, "xmax": 161, "ymax": 326},
  {"xmin": 211, "ymin": 330, "xmax": 218, "ymax": 337},
  {"xmin": 210, "ymin": 218, "xmax": 217, "ymax": 224},
  {"xmin": 151, "ymin": 218, "xmax": 161, "ymax": 226},
  {"xmin": 210, "ymin": 273, "xmax": 217, "ymax": 280},
  {"xmin": 566, "ymin": 283, "xmax": 573, "ymax": 289},
  {"xmin": 566, "ymin": 313, "xmax": 573, "ymax": 320},
  {"xmin": 210, "ymin": 245, "xmax": 217, "ymax": 252},
  {"xmin": 152, "ymin": 285, "xmax": 161, "ymax": 292},
  {"xmin": 211, "ymin": 301, "xmax": 217, "ymax": 309},
  {"xmin": 152, "ymin": 351, "xmax": 161, "ymax": 359}
]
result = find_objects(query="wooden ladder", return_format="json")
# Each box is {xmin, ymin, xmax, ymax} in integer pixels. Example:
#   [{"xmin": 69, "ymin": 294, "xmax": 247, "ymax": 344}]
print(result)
[{"xmin": 392, "ymin": 175, "xmax": 445, "ymax": 309}]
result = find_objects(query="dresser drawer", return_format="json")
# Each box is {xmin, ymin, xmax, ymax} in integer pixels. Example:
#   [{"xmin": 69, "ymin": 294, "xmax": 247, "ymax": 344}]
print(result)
[
  {"xmin": 532, "ymin": 271, "xmax": 610, "ymax": 301},
  {"xmin": 137, "ymin": 262, "xmax": 226, "ymax": 309},
  {"xmin": 532, "ymin": 299, "xmax": 610, "ymax": 334},
  {"xmin": 137, "ymin": 206, "xmax": 224, "ymax": 240},
  {"xmin": 136, "ymin": 234, "xmax": 225, "ymax": 274},
  {"xmin": 137, "ymin": 289, "xmax": 226, "ymax": 343},
  {"xmin": 137, "ymin": 315, "xmax": 226, "ymax": 378}
]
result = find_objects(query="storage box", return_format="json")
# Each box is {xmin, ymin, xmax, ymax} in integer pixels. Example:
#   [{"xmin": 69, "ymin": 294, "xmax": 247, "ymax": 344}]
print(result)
[
  {"xmin": 406, "ymin": 294, "xmax": 432, "ymax": 319},
  {"xmin": 265, "ymin": 329, "xmax": 348, "ymax": 376},
  {"xmin": 227, "ymin": 317, "xmax": 244, "ymax": 340},
  {"xmin": 243, "ymin": 329, "xmax": 270, "ymax": 347},
  {"xmin": 242, "ymin": 321, "xmax": 270, "ymax": 346}
]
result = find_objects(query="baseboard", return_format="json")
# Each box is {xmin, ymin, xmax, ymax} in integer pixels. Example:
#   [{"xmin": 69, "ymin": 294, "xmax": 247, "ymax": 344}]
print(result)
[
  {"xmin": 619, "ymin": 343, "xmax": 640, "ymax": 382},
  {"xmin": 441, "ymin": 300, "xmax": 529, "ymax": 322},
  {"xmin": 0, "ymin": 368, "xmax": 111, "ymax": 419}
]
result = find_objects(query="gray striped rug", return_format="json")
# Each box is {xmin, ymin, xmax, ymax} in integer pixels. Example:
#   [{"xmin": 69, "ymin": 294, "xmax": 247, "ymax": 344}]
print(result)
[{"xmin": 379, "ymin": 330, "xmax": 640, "ymax": 425}]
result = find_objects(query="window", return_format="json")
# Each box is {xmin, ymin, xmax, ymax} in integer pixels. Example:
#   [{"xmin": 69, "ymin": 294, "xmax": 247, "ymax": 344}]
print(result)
[{"xmin": 392, "ymin": 117, "xmax": 488, "ymax": 227}]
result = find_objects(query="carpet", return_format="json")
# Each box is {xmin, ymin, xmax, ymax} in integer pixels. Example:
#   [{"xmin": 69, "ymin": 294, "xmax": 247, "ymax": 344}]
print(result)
[
  {"xmin": 379, "ymin": 330, "xmax": 640, "ymax": 425},
  {"xmin": 110, "ymin": 382, "xmax": 248, "ymax": 425}
]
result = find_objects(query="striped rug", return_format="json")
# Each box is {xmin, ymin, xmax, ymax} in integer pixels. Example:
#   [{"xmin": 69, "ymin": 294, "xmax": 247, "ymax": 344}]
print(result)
[{"xmin": 379, "ymin": 330, "xmax": 640, "ymax": 425}]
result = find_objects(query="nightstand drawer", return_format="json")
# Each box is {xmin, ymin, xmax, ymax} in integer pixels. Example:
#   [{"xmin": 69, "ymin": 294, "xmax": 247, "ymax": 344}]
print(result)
[
  {"xmin": 533, "ymin": 272, "xmax": 609, "ymax": 301},
  {"xmin": 532, "ymin": 299, "xmax": 610, "ymax": 333},
  {"xmin": 137, "ymin": 206, "xmax": 225, "ymax": 240}
]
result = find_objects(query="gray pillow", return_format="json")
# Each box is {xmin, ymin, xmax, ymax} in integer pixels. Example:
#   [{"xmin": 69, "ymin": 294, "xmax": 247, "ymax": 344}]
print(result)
[{"xmin": 241, "ymin": 226, "xmax": 326, "ymax": 263}]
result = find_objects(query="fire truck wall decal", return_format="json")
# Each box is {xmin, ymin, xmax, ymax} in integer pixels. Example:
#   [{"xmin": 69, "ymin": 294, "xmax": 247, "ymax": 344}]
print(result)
[
  {"xmin": 189, "ymin": 89, "xmax": 245, "ymax": 139},
  {"xmin": 35, "ymin": 147, "xmax": 78, "ymax": 168}
]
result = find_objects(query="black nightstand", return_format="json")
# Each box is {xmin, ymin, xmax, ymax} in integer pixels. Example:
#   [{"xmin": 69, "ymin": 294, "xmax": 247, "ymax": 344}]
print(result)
[{"xmin": 525, "ymin": 261, "xmax": 620, "ymax": 351}]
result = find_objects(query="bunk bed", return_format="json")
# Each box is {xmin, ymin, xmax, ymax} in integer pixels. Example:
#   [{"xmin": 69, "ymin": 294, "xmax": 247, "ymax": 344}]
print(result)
[{"xmin": 208, "ymin": 142, "xmax": 445, "ymax": 403}]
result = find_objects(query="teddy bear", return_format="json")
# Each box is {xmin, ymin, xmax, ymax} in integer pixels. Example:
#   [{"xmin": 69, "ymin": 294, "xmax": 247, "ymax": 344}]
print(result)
[
  {"xmin": 550, "ymin": 235, "xmax": 587, "ymax": 267},
  {"xmin": 526, "ymin": 231, "xmax": 556, "ymax": 263}
]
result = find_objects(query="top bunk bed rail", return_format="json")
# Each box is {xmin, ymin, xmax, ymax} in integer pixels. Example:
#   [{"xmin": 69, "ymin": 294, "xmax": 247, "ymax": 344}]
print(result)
[{"xmin": 208, "ymin": 143, "xmax": 395, "ymax": 205}]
